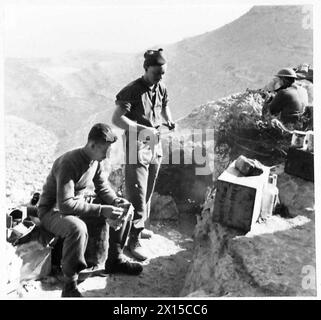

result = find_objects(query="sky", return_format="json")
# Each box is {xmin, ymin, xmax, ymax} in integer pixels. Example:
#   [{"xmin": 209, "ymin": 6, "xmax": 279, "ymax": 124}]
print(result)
[{"xmin": 2, "ymin": 0, "xmax": 253, "ymax": 58}]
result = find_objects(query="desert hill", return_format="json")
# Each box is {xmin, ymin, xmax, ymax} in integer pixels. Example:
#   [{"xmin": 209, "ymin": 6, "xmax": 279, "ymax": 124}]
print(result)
[
  {"xmin": 100, "ymin": 4, "xmax": 312, "ymax": 119},
  {"xmin": 163, "ymin": 5, "xmax": 312, "ymax": 118}
]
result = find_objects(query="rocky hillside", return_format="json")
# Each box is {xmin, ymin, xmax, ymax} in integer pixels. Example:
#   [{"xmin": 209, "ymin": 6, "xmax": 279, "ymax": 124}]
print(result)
[
  {"xmin": 5, "ymin": 5, "xmax": 313, "ymax": 157},
  {"xmin": 5, "ymin": 58, "xmax": 115, "ymax": 156},
  {"xmin": 167, "ymin": 5, "xmax": 312, "ymax": 118},
  {"xmin": 4, "ymin": 4, "xmax": 314, "ymax": 298},
  {"xmin": 113, "ymin": 5, "xmax": 313, "ymax": 119},
  {"xmin": 5, "ymin": 85, "xmax": 315, "ymax": 298},
  {"xmin": 5, "ymin": 116, "xmax": 58, "ymax": 209}
]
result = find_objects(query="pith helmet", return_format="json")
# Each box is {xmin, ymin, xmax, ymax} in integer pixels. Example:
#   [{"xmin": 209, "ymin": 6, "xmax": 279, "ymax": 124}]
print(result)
[{"xmin": 275, "ymin": 68, "xmax": 297, "ymax": 79}]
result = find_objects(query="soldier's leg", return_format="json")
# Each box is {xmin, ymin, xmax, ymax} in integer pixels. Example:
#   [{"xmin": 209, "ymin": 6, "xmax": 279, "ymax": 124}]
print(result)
[
  {"xmin": 125, "ymin": 163, "xmax": 149, "ymax": 230},
  {"xmin": 40, "ymin": 211, "xmax": 88, "ymax": 297},
  {"xmin": 125, "ymin": 163, "xmax": 151, "ymax": 260},
  {"xmin": 145, "ymin": 156, "xmax": 162, "ymax": 225},
  {"xmin": 91, "ymin": 196, "xmax": 142, "ymax": 275}
]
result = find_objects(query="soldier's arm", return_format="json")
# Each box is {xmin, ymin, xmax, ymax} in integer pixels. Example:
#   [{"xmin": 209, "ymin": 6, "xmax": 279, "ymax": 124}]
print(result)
[
  {"xmin": 161, "ymin": 105, "xmax": 174, "ymax": 123},
  {"xmin": 112, "ymin": 105, "xmax": 147, "ymax": 132},
  {"xmin": 112, "ymin": 95, "xmax": 158, "ymax": 137},
  {"xmin": 160, "ymin": 88, "xmax": 175, "ymax": 128},
  {"xmin": 92, "ymin": 161, "xmax": 118, "ymax": 205},
  {"xmin": 267, "ymin": 91, "xmax": 285, "ymax": 115},
  {"xmin": 56, "ymin": 164, "xmax": 101, "ymax": 217}
]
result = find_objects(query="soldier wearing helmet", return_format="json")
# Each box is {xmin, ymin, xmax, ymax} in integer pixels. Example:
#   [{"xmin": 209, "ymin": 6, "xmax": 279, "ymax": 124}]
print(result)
[{"xmin": 263, "ymin": 68, "xmax": 308, "ymax": 124}]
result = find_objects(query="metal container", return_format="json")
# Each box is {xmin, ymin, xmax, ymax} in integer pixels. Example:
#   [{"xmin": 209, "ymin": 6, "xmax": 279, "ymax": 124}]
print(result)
[
  {"xmin": 291, "ymin": 130, "xmax": 306, "ymax": 148},
  {"xmin": 213, "ymin": 160, "xmax": 270, "ymax": 233},
  {"xmin": 285, "ymin": 147, "xmax": 314, "ymax": 181}
]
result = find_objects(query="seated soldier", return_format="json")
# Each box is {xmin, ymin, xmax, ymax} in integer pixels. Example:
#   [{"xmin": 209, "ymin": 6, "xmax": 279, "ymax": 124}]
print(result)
[
  {"xmin": 38, "ymin": 123, "xmax": 142, "ymax": 298},
  {"xmin": 263, "ymin": 68, "xmax": 308, "ymax": 124}
]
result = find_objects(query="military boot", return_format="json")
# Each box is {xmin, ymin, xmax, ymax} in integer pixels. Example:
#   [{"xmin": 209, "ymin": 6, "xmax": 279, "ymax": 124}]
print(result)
[
  {"xmin": 61, "ymin": 280, "xmax": 83, "ymax": 298},
  {"xmin": 128, "ymin": 228, "xmax": 149, "ymax": 261}
]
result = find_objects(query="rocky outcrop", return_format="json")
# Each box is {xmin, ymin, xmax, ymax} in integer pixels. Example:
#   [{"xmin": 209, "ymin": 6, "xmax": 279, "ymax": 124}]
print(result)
[
  {"xmin": 150, "ymin": 192, "xmax": 179, "ymax": 221},
  {"xmin": 275, "ymin": 165, "xmax": 314, "ymax": 218},
  {"xmin": 181, "ymin": 166, "xmax": 316, "ymax": 297}
]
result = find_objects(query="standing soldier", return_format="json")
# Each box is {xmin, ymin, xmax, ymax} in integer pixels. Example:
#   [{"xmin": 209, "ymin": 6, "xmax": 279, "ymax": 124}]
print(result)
[{"xmin": 112, "ymin": 49, "xmax": 175, "ymax": 261}]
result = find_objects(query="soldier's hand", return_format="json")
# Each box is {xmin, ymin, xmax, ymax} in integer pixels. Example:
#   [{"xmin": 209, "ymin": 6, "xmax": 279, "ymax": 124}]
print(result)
[
  {"xmin": 166, "ymin": 121, "xmax": 176, "ymax": 131},
  {"xmin": 113, "ymin": 197, "xmax": 131, "ymax": 208},
  {"xmin": 264, "ymin": 92, "xmax": 276, "ymax": 104},
  {"xmin": 100, "ymin": 205, "xmax": 124, "ymax": 230}
]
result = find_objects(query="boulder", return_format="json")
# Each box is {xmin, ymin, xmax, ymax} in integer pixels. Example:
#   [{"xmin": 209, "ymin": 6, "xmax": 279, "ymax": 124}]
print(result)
[
  {"xmin": 273, "ymin": 164, "xmax": 314, "ymax": 217},
  {"xmin": 150, "ymin": 192, "xmax": 179, "ymax": 221}
]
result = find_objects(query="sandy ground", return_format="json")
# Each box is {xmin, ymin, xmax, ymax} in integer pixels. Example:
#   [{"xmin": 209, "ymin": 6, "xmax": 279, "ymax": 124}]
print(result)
[{"xmin": 7, "ymin": 217, "xmax": 195, "ymax": 299}]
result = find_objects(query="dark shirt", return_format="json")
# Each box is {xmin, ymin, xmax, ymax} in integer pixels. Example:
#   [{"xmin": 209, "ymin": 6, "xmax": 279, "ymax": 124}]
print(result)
[
  {"xmin": 38, "ymin": 148, "xmax": 117, "ymax": 219},
  {"xmin": 115, "ymin": 77, "xmax": 169, "ymax": 160},
  {"xmin": 268, "ymin": 83, "xmax": 308, "ymax": 123},
  {"xmin": 115, "ymin": 77, "xmax": 169, "ymax": 128}
]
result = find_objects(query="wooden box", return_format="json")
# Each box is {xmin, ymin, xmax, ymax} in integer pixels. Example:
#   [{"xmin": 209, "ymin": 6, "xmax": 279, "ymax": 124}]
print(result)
[
  {"xmin": 285, "ymin": 147, "xmax": 314, "ymax": 182},
  {"xmin": 213, "ymin": 160, "xmax": 270, "ymax": 233}
]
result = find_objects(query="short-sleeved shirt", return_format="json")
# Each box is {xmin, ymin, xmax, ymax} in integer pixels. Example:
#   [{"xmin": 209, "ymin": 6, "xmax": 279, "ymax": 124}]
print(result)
[
  {"xmin": 268, "ymin": 83, "xmax": 308, "ymax": 123},
  {"xmin": 115, "ymin": 77, "xmax": 169, "ymax": 161},
  {"xmin": 115, "ymin": 77, "xmax": 169, "ymax": 129}
]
